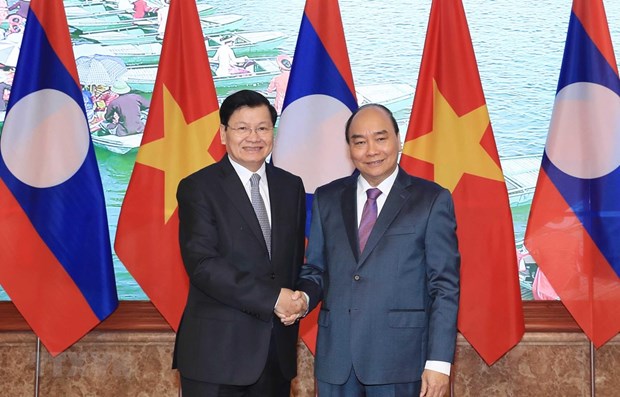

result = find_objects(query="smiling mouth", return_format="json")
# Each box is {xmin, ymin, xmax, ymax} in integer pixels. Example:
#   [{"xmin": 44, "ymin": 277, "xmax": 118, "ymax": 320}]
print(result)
[{"xmin": 365, "ymin": 159, "xmax": 384, "ymax": 166}]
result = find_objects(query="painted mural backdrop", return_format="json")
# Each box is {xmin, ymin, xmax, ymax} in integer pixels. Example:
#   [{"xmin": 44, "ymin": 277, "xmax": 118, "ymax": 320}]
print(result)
[{"xmin": 1, "ymin": 0, "xmax": 619, "ymax": 300}]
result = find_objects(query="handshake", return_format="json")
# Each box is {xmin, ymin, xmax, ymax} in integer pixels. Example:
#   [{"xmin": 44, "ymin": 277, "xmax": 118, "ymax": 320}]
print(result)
[{"xmin": 274, "ymin": 288, "xmax": 308, "ymax": 326}]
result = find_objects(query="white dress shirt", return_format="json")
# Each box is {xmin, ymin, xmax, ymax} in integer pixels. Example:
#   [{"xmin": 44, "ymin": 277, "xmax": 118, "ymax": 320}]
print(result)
[
  {"xmin": 228, "ymin": 158, "xmax": 271, "ymax": 226},
  {"xmin": 229, "ymin": 158, "xmax": 280, "ymax": 309},
  {"xmin": 356, "ymin": 167, "xmax": 398, "ymax": 226}
]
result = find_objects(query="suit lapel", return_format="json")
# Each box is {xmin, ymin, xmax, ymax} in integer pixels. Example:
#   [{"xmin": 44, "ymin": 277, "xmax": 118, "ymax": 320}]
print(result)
[
  {"xmin": 219, "ymin": 156, "xmax": 268, "ymax": 255},
  {"xmin": 358, "ymin": 168, "xmax": 411, "ymax": 266},
  {"xmin": 340, "ymin": 176, "xmax": 360, "ymax": 262},
  {"xmin": 266, "ymin": 163, "xmax": 283, "ymax": 263}
]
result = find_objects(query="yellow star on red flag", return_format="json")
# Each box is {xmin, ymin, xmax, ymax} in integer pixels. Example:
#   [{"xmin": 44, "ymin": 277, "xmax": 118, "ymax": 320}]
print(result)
[
  {"xmin": 400, "ymin": 0, "xmax": 523, "ymax": 366},
  {"xmin": 114, "ymin": 0, "xmax": 224, "ymax": 332},
  {"xmin": 402, "ymin": 81, "xmax": 504, "ymax": 192},
  {"xmin": 137, "ymin": 85, "xmax": 219, "ymax": 222}
]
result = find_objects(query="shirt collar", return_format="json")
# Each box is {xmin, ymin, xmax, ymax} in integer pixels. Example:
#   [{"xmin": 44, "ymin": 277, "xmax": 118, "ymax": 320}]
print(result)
[
  {"xmin": 228, "ymin": 157, "xmax": 267, "ymax": 184},
  {"xmin": 357, "ymin": 166, "xmax": 399, "ymax": 195}
]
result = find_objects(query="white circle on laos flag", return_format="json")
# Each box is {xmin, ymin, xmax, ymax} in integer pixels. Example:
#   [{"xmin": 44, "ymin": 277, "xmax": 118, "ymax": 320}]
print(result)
[
  {"xmin": 274, "ymin": 94, "xmax": 355, "ymax": 193},
  {"xmin": 546, "ymin": 81, "xmax": 620, "ymax": 179},
  {"xmin": 1, "ymin": 89, "xmax": 90, "ymax": 188}
]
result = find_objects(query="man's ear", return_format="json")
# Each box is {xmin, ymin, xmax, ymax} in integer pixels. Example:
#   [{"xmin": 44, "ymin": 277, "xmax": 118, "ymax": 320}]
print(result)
[{"xmin": 219, "ymin": 124, "xmax": 227, "ymax": 145}]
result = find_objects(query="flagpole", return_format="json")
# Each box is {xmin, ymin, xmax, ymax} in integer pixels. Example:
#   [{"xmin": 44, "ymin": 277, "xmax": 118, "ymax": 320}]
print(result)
[
  {"xmin": 590, "ymin": 341, "xmax": 595, "ymax": 397},
  {"xmin": 34, "ymin": 337, "xmax": 40, "ymax": 397},
  {"xmin": 450, "ymin": 374, "xmax": 455, "ymax": 397}
]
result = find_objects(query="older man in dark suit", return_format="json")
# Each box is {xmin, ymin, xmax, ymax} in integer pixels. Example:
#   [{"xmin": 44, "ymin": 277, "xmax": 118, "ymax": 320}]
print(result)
[
  {"xmin": 173, "ymin": 90, "xmax": 307, "ymax": 397},
  {"xmin": 295, "ymin": 104, "xmax": 460, "ymax": 397}
]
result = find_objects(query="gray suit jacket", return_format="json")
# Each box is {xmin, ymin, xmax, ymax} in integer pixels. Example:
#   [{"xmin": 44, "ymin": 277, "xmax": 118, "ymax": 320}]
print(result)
[{"xmin": 297, "ymin": 167, "xmax": 460, "ymax": 385}]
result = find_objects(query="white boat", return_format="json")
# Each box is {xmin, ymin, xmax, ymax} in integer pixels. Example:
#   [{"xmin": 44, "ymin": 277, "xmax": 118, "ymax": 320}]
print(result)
[
  {"xmin": 501, "ymin": 154, "xmax": 541, "ymax": 208},
  {"xmin": 125, "ymin": 56, "xmax": 281, "ymax": 92},
  {"xmin": 77, "ymin": 14, "xmax": 245, "ymax": 45},
  {"xmin": 95, "ymin": 42, "xmax": 163, "ymax": 66},
  {"xmin": 78, "ymin": 28, "xmax": 161, "ymax": 46},
  {"xmin": 80, "ymin": 31, "xmax": 286, "ymax": 67},
  {"xmin": 69, "ymin": 15, "xmax": 139, "ymax": 34},
  {"xmin": 68, "ymin": 2, "xmax": 214, "ymax": 21},
  {"xmin": 91, "ymin": 132, "xmax": 143, "ymax": 155},
  {"xmin": 131, "ymin": 3, "xmax": 217, "ymax": 29},
  {"xmin": 65, "ymin": 0, "xmax": 108, "ymax": 6},
  {"xmin": 265, "ymin": 82, "xmax": 414, "ymax": 118},
  {"xmin": 66, "ymin": 4, "xmax": 126, "ymax": 19},
  {"xmin": 206, "ymin": 31, "xmax": 287, "ymax": 57},
  {"xmin": 201, "ymin": 14, "xmax": 245, "ymax": 35},
  {"xmin": 356, "ymin": 83, "xmax": 414, "ymax": 115},
  {"xmin": 71, "ymin": 7, "xmax": 227, "ymax": 36}
]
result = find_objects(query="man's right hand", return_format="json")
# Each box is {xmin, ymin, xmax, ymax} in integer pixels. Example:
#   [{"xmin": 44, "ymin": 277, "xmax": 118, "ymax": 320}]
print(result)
[{"xmin": 274, "ymin": 288, "xmax": 308, "ymax": 326}]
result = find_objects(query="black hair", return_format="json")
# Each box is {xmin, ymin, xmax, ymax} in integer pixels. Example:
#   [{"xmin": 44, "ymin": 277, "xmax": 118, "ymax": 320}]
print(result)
[
  {"xmin": 219, "ymin": 90, "xmax": 277, "ymax": 127},
  {"xmin": 344, "ymin": 103, "xmax": 399, "ymax": 143}
]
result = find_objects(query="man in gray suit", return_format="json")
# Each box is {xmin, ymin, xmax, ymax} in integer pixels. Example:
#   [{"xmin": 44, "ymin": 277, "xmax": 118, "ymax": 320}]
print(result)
[{"xmin": 294, "ymin": 104, "xmax": 460, "ymax": 397}]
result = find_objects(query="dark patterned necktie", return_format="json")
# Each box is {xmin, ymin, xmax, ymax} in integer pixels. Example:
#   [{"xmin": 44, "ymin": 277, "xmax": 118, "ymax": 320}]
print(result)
[
  {"xmin": 250, "ymin": 173, "xmax": 271, "ymax": 257},
  {"xmin": 358, "ymin": 188, "xmax": 382, "ymax": 253}
]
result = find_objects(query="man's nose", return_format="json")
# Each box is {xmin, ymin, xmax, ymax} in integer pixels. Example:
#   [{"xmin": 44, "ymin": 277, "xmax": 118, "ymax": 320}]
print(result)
[
  {"xmin": 245, "ymin": 130, "xmax": 262, "ymax": 140},
  {"xmin": 366, "ymin": 140, "xmax": 379, "ymax": 155}
]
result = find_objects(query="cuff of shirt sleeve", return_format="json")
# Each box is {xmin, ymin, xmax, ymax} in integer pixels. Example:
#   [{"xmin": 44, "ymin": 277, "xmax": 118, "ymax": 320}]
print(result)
[
  {"xmin": 424, "ymin": 360, "xmax": 451, "ymax": 376},
  {"xmin": 274, "ymin": 295, "xmax": 280, "ymax": 310},
  {"xmin": 301, "ymin": 292, "xmax": 310, "ymax": 317}
]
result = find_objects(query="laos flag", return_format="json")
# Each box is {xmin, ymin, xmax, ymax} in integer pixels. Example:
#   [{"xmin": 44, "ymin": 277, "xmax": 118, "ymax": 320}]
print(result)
[
  {"xmin": 525, "ymin": 0, "xmax": 620, "ymax": 347},
  {"xmin": 272, "ymin": 0, "xmax": 356, "ymax": 353},
  {"xmin": 0, "ymin": 0, "xmax": 118, "ymax": 356}
]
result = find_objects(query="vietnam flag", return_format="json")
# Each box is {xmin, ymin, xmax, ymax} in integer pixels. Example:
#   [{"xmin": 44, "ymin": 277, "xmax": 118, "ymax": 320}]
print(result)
[
  {"xmin": 114, "ymin": 0, "xmax": 225, "ymax": 330},
  {"xmin": 400, "ymin": 0, "xmax": 524, "ymax": 364},
  {"xmin": 272, "ymin": 0, "xmax": 357, "ymax": 354},
  {"xmin": 525, "ymin": 0, "xmax": 620, "ymax": 347},
  {"xmin": 0, "ymin": 0, "xmax": 117, "ymax": 355}
]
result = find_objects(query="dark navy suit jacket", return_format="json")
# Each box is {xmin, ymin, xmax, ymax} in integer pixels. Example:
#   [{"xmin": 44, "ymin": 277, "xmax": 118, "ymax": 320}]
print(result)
[{"xmin": 298, "ymin": 167, "xmax": 460, "ymax": 385}]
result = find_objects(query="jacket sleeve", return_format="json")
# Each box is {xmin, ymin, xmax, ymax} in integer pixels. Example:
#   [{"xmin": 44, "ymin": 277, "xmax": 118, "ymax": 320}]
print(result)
[
  {"xmin": 296, "ymin": 191, "xmax": 326, "ymax": 311},
  {"xmin": 425, "ymin": 188, "xmax": 460, "ymax": 362},
  {"xmin": 177, "ymin": 176, "xmax": 280, "ymax": 322}
]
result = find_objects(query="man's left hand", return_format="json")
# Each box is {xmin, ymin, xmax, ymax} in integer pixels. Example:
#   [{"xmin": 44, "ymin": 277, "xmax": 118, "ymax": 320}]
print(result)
[{"xmin": 420, "ymin": 369, "xmax": 449, "ymax": 397}]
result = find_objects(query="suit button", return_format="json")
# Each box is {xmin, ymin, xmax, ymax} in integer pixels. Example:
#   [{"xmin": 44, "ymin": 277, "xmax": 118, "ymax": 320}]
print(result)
[
  {"xmin": 270, "ymin": 273, "xmax": 276, "ymax": 279},
  {"xmin": 353, "ymin": 275, "xmax": 360, "ymax": 281}
]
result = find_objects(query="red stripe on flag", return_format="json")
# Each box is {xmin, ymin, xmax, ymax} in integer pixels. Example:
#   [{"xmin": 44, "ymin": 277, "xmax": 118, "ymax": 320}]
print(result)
[
  {"xmin": 0, "ymin": 180, "xmax": 99, "ymax": 355},
  {"xmin": 304, "ymin": 0, "xmax": 356, "ymax": 98},
  {"xmin": 115, "ymin": 165, "xmax": 188, "ymax": 329},
  {"xmin": 525, "ymin": 169, "xmax": 620, "ymax": 346},
  {"xmin": 299, "ymin": 302, "xmax": 320, "ymax": 354},
  {"xmin": 572, "ymin": 0, "xmax": 618, "ymax": 75},
  {"xmin": 114, "ymin": 0, "xmax": 224, "ymax": 331},
  {"xmin": 29, "ymin": 1, "xmax": 81, "ymax": 86},
  {"xmin": 453, "ymin": 174, "xmax": 524, "ymax": 360},
  {"xmin": 401, "ymin": 0, "xmax": 523, "ymax": 364}
]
